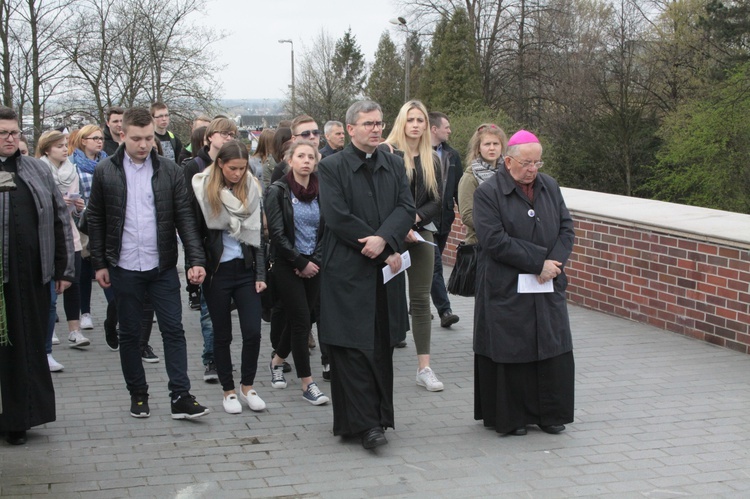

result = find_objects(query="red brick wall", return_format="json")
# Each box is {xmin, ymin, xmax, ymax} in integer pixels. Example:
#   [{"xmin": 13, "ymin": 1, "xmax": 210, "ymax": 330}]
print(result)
[
  {"xmin": 442, "ymin": 212, "xmax": 750, "ymax": 354},
  {"xmin": 565, "ymin": 217, "xmax": 750, "ymax": 353}
]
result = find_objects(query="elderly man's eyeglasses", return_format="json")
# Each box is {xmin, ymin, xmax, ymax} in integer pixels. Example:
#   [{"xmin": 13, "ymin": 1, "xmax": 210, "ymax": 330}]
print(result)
[
  {"xmin": 217, "ymin": 131, "xmax": 237, "ymax": 139},
  {"xmin": 355, "ymin": 121, "xmax": 387, "ymax": 131},
  {"xmin": 294, "ymin": 129, "xmax": 321, "ymax": 139},
  {"xmin": 509, "ymin": 157, "xmax": 543, "ymax": 169},
  {"xmin": 0, "ymin": 130, "xmax": 21, "ymax": 140}
]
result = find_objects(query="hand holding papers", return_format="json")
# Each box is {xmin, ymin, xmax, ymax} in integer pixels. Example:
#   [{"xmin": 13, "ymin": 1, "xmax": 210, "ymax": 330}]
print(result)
[
  {"xmin": 383, "ymin": 251, "xmax": 411, "ymax": 284},
  {"xmin": 517, "ymin": 274, "xmax": 553, "ymax": 293}
]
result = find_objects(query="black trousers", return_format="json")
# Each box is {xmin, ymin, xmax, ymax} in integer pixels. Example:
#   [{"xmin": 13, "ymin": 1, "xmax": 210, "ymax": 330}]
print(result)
[
  {"xmin": 273, "ymin": 260, "xmax": 319, "ymax": 379},
  {"xmin": 202, "ymin": 259, "xmax": 262, "ymax": 392}
]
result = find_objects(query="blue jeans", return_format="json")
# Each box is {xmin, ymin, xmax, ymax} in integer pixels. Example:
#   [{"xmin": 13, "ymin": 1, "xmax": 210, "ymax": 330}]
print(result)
[
  {"xmin": 430, "ymin": 232, "xmax": 452, "ymax": 315},
  {"xmin": 109, "ymin": 266, "xmax": 190, "ymax": 396},
  {"xmin": 199, "ymin": 292, "xmax": 214, "ymax": 365}
]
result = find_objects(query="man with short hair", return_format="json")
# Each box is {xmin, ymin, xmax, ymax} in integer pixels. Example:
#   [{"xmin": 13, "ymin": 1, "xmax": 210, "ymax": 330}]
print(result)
[
  {"xmin": 428, "ymin": 112, "xmax": 462, "ymax": 328},
  {"xmin": 319, "ymin": 120, "xmax": 345, "ymax": 158},
  {"xmin": 0, "ymin": 106, "xmax": 74, "ymax": 445},
  {"xmin": 87, "ymin": 107, "xmax": 209, "ymax": 420},
  {"xmin": 269, "ymin": 114, "xmax": 321, "ymax": 184},
  {"xmin": 318, "ymin": 100, "xmax": 415, "ymax": 449},
  {"xmin": 103, "ymin": 107, "xmax": 125, "ymax": 156},
  {"xmin": 150, "ymin": 102, "xmax": 184, "ymax": 162}
]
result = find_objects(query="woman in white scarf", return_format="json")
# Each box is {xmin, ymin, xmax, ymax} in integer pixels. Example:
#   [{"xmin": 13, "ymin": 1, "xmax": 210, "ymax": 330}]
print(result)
[
  {"xmin": 190, "ymin": 140, "xmax": 268, "ymax": 415},
  {"xmin": 36, "ymin": 130, "xmax": 89, "ymax": 372}
]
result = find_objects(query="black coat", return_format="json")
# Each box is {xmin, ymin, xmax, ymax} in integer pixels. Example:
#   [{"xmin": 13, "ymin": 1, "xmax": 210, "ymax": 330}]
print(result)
[
  {"xmin": 265, "ymin": 175, "xmax": 323, "ymax": 270},
  {"xmin": 102, "ymin": 125, "xmax": 120, "ymax": 157},
  {"xmin": 436, "ymin": 142, "xmax": 462, "ymax": 236},
  {"xmin": 317, "ymin": 145, "xmax": 416, "ymax": 349},
  {"xmin": 473, "ymin": 168, "xmax": 575, "ymax": 363},
  {"xmin": 87, "ymin": 147, "xmax": 206, "ymax": 272}
]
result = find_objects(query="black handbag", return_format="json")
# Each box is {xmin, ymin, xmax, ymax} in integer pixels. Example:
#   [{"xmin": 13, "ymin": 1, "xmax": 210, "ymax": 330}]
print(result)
[{"xmin": 447, "ymin": 242, "xmax": 479, "ymax": 297}]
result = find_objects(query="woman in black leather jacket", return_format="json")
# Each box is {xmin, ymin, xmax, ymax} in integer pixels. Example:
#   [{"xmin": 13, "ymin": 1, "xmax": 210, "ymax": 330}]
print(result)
[
  {"xmin": 265, "ymin": 140, "xmax": 329, "ymax": 406},
  {"xmin": 189, "ymin": 140, "xmax": 267, "ymax": 415}
]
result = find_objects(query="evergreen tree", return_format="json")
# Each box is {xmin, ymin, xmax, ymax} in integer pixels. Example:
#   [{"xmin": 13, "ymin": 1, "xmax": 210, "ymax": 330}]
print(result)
[
  {"xmin": 420, "ymin": 8, "xmax": 482, "ymax": 113},
  {"xmin": 332, "ymin": 28, "xmax": 366, "ymax": 99},
  {"xmin": 365, "ymin": 32, "xmax": 404, "ymax": 127},
  {"xmin": 406, "ymin": 31, "xmax": 425, "ymax": 100}
]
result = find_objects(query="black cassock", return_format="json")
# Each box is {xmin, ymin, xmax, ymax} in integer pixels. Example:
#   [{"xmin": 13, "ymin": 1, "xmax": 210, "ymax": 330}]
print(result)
[{"xmin": 0, "ymin": 157, "xmax": 56, "ymax": 433}]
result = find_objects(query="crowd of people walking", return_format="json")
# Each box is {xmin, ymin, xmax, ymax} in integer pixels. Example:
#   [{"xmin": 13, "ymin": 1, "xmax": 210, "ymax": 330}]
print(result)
[{"xmin": 0, "ymin": 97, "xmax": 575, "ymax": 449}]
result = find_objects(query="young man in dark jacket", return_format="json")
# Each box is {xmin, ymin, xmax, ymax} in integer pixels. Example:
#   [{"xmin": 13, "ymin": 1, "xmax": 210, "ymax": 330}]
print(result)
[
  {"xmin": 429, "ymin": 112, "xmax": 462, "ymax": 327},
  {"xmin": 87, "ymin": 107, "xmax": 209, "ymax": 420},
  {"xmin": 102, "ymin": 107, "xmax": 124, "ymax": 156}
]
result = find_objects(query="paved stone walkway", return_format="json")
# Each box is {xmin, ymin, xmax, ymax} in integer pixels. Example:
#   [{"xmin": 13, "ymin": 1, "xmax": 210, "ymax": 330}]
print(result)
[{"xmin": 2, "ymin": 269, "xmax": 750, "ymax": 498}]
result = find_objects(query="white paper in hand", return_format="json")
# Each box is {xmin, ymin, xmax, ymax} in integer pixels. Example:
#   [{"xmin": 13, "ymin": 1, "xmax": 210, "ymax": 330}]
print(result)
[
  {"xmin": 517, "ymin": 274, "xmax": 554, "ymax": 293},
  {"xmin": 382, "ymin": 250, "xmax": 411, "ymax": 284},
  {"xmin": 413, "ymin": 232, "xmax": 438, "ymax": 247}
]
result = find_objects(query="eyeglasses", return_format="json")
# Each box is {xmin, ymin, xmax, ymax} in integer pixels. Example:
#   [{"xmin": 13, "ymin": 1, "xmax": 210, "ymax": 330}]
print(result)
[
  {"xmin": 217, "ymin": 131, "xmax": 237, "ymax": 139},
  {"xmin": 0, "ymin": 130, "xmax": 21, "ymax": 140},
  {"xmin": 509, "ymin": 156, "xmax": 543, "ymax": 170},
  {"xmin": 153, "ymin": 113, "xmax": 169, "ymax": 119},
  {"xmin": 294, "ymin": 129, "xmax": 321, "ymax": 139},
  {"xmin": 85, "ymin": 136, "xmax": 104, "ymax": 141},
  {"xmin": 356, "ymin": 121, "xmax": 387, "ymax": 131}
]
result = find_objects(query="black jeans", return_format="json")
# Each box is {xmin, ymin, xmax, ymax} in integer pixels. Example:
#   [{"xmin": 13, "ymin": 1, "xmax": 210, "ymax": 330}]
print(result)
[
  {"xmin": 273, "ymin": 260, "xmax": 319, "ymax": 379},
  {"xmin": 109, "ymin": 266, "xmax": 190, "ymax": 396},
  {"xmin": 430, "ymin": 232, "xmax": 452, "ymax": 314},
  {"xmin": 202, "ymin": 259, "xmax": 262, "ymax": 391}
]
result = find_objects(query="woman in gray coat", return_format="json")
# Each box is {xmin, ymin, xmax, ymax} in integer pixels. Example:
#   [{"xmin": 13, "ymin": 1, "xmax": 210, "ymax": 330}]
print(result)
[{"xmin": 473, "ymin": 130, "xmax": 575, "ymax": 436}]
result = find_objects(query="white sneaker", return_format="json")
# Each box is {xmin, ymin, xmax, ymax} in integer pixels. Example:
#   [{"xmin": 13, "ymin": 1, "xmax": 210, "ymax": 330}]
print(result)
[
  {"xmin": 68, "ymin": 330, "xmax": 90, "ymax": 348},
  {"xmin": 222, "ymin": 394, "xmax": 242, "ymax": 414},
  {"xmin": 48, "ymin": 354, "xmax": 64, "ymax": 372},
  {"xmin": 51, "ymin": 332, "xmax": 60, "ymax": 345},
  {"xmin": 239, "ymin": 387, "xmax": 266, "ymax": 411},
  {"xmin": 80, "ymin": 313, "xmax": 94, "ymax": 330},
  {"xmin": 416, "ymin": 367, "xmax": 444, "ymax": 392}
]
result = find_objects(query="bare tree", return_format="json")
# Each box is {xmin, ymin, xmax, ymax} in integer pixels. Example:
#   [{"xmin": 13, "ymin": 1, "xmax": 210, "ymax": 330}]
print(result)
[
  {"xmin": 293, "ymin": 30, "xmax": 353, "ymax": 122},
  {"xmin": 13, "ymin": 0, "xmax": 74, "ymax": 137}
]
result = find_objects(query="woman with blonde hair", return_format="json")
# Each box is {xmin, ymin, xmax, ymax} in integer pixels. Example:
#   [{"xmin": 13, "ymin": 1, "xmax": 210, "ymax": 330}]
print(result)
[
  {"xmin": 37, "ymin": 130, "xmax": 86, "ymax": 369},
  {"xmin": 458, "ymin": 124, "xmax": 508, "ymax": 246},
  {"xmin": 189, "ymin": 139, "xmax": 268, "ymax": 414},
  {"xmin": 70, "ymin": 124, "xmax": 109, "ymax": 337},
  {"xmin": 382, "ymin": 100, "xmax": 444, "ymax": 392}
]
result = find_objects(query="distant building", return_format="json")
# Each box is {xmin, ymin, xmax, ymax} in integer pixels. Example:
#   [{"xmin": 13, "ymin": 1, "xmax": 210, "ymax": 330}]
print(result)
[{"xmin": 240, "ymin": 115, "xmax": 286, "ymax": 129}]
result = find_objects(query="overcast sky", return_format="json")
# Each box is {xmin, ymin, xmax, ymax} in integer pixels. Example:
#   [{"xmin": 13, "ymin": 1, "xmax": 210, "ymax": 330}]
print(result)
[{"xmin": 196, "ymin": 0, "xmax": 407, "ymax": 100}]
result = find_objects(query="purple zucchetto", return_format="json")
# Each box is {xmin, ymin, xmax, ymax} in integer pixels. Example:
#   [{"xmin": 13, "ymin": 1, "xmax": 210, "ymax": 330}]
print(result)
[{"xmin": 507, "ymin": 130, "xmax": 540, "ymax": 147}]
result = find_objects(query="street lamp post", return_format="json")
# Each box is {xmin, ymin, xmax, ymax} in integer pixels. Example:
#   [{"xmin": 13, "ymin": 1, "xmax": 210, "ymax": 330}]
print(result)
[
  {"xmin": 389, "ymin": 17, "xmax": 409, "ymax": 102},
  {"xmin": 278, "ymin": 39, "xmax": 296, "ymax": 116}
]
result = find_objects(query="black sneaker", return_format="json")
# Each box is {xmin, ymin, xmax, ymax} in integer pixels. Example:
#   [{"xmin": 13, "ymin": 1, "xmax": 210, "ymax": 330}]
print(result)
[
  {"xmin": 104, "ymin": 319, "xmax": 119, "ymax": 351},
  {"xmin": 322, "ymin": 364, "xmax": 331, "ymax": 381},
  {"xmin": 130, "ymin": 393, "xmax": 150, "ymax": 418},
  {"xmin": 171, "ymin": 393, "xmax": 209, "ymax": 420},
  {"xmin": 188, "ymin": 289, "xmax": 201, "ymax": 311},
  {"xmin": 203, "ymin": 361, "xmax": 219, "ymax": 382},
  {"xmin": 440, "ymin": 309, "xmax": 459, "ymax": 328},
  {"xmin": 141, "ymin": 344, "xmax": 160, "ymax": 363}
]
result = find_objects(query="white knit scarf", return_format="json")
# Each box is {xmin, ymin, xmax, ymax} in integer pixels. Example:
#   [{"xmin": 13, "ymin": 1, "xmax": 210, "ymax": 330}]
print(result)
[
  {"xmin": 192, "ymin": 169, "xmax": 262, "ymax": 248},
  {"xmin": 40, "ymin": 155, "xmax": 78, "ymax": 193}
]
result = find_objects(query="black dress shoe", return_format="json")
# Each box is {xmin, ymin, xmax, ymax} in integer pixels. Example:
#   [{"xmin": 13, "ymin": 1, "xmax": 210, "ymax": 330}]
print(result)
[
  {"xmin": 6, "ymin": 431, "xmax": 27, "ymax": 445},
  {"xmin": 539, "ymin": 424, "xmax": 565, "ymax": 434},
  {"xmin": 507, "ymin": 427, "xmax": 527, "ymax": 436},
  {"xmin": 361, "ymin": 427, "xmax": 388, "ymax": 449},
  {"xmin": 395, "ymin": 340, "xmax": 407, "ymax": 348},
  {"xmin": 439, "ymin": 310, "xmax": 459, "ymax": 328}
]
